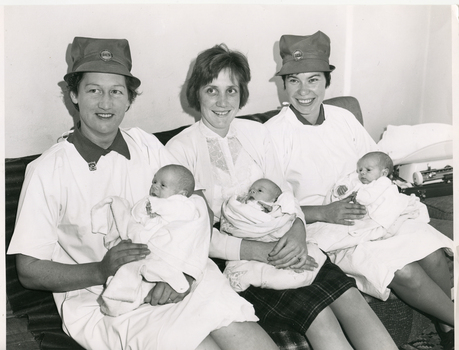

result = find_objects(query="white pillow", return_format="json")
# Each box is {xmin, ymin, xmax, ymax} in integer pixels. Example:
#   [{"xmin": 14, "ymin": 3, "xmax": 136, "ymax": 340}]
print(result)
[{"xmin": 377, "ymin": 123, "xmax": 453, "ymax": 165}]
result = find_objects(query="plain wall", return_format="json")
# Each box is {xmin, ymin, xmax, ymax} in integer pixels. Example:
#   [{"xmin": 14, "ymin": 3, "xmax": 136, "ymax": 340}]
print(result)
[{"xmin": 4, "ymin": 4, "xmax": 457, "ymax": 157}]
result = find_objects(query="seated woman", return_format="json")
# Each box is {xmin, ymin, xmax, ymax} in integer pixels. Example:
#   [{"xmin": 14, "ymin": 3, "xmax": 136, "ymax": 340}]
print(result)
[
  {"xmin": 7, "ymin": 36, "xmax": 278, "ymax": 350},
  {"xmin": 166, "ymin": 43, "xmax": 397, "ymax": 350},
  {"xmin": 264, "ymin": 31, "xmax": 454, "ymax": 350}
]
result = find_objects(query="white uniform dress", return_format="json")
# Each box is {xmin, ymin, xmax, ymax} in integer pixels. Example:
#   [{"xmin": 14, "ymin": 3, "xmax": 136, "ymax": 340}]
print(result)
[
  {"xmin": 7, "ymin": 127, "xmax": 257, "ymax": 350},
  {"xmin": 265, "ymin": 105, "xmax": 453, "ymax": 300}
]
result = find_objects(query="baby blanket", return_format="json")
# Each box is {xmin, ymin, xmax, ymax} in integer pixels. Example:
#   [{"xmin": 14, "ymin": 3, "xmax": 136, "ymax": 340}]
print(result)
[
  {"xmin": 91, "ymin": 194, "xmax": 210, "ymax": 316},
  {"xmin": 220, "ymin": 191, "xmax": 297, "ymax": 243}
]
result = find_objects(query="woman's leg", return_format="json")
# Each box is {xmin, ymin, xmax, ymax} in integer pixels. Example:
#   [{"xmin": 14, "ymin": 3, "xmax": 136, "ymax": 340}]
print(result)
[
  {"xmin": 210, "ymin": 322, "xmax": 278, "ymax": 350},
  {"xmin": 417, "ymin": 250, "xmax": 453, "ymax": 296},
  {"xmin": 305, "ymin": 306, "xmax": 353, "ymax": 350},
  {"xmin": 388, "ymin": 255, "xmax": 454, "ymax": 327},
  {"xmin": 418, "ymin": 249, "xmax": 454, "ymax": 333},
  {"xmin": 329, "ymin": 287, "xmax": 398, "ymax": 350},
  {"xmin": 195, "ymin": 335, "xmax": 221, "ymax": 350}
]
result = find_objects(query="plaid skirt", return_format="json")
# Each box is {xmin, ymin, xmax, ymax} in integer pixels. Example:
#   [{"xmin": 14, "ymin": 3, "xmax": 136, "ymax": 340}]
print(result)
[{"xmin": 239, "ymin": 256, "xmax": 357, "ymax": 334}]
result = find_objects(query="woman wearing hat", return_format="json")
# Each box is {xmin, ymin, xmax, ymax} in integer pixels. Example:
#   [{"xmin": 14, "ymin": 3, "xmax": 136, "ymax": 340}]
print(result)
[
  {"xmin": 167, "ymin": 43, "xmax": 397, "ymax": 350},
  {"xmin": 265, "ymin": 31, "xmax": 454, "ymax": 349},
  {"xmin": 7, "ymin": 37, "xmax": 279, "ymax": 350}
]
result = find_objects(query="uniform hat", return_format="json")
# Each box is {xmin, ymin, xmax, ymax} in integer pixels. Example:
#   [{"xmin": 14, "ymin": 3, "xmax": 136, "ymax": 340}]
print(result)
[
  {"xmin": 276, "ymin": 31, "xmax": 335, "ymax": 76},
  {"xmin": 64, "ymin": 37, "xmax": 141, "ymax": 88}
]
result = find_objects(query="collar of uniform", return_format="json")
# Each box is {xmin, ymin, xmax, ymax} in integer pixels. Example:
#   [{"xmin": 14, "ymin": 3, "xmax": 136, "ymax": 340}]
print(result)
[
  {"xmin": 289, "ymin": 104, "xmax": 325, "ymax": 125},
  {"xmin": 198, "ymin": 119, "xmax": 237, "ymax": 139},
  {"xmin": 66, "ymin": 123, "xmax": 131, "ymax": 164}
]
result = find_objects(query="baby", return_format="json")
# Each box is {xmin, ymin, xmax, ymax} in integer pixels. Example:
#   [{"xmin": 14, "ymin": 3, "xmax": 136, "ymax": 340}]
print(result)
[
  {"xmin": 312, "ymin": 151, "xmax": 430, "ymax": 252},
  {"xmin": 331, "ymin": 151, "xmax": 394, "ymax": 201},
  {"xmin": 91, "ymin": 164, "xmax": 210, "ymax": 316},
  {"xmin": 220, "ymin": 178, "xmax": 327, "ymax": 292}
]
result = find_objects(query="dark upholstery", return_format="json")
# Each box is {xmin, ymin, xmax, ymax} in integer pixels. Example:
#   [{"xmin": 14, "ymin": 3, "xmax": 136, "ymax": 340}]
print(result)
[{"xmin": 5, "ymin": 96, "xmax": 453, "ymax": 350}]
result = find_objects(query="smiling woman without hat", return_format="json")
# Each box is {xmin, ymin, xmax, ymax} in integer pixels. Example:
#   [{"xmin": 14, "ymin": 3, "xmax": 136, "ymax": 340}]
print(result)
[
  {"xmin": 265, "ymin": 30, "xmax": 455, "ymax": 350},
  {"xmin": 166, "ymin": 42, "xmax": 399, "ymax": 350},
  {"xmin": 7, "ymin": 36, "xmax": 279, "ymax": 350}
]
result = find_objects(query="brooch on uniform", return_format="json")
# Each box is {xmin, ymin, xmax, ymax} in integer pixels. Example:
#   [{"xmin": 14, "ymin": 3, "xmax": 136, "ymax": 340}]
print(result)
[{"xmin": 88, "ymin": 162, "xmax": 97, "ymax": 171}]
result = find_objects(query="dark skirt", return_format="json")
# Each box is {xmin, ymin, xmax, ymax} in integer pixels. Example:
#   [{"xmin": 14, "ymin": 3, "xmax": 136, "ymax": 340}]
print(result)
[{"xmin": 239, "ymin": 256, "xmax": 357, "ymax": 334}]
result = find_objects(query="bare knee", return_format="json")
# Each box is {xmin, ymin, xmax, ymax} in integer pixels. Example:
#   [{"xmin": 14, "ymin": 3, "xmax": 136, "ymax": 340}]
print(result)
[
  {"xmin": 392, "ymin": 263, "xmax": 422, "ymax": 289},
  {"xmin": 420, "ymin": 249, "xmax": 447, "ymax": 267}
]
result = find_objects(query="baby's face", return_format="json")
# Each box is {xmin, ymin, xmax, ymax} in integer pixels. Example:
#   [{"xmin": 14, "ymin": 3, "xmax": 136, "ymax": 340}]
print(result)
[
  {"xmin": 247, "ymin": 179, "xmax": 279, "ymax": 202},
  {"xmin": 149, "ymin": 169, "xmax": 181, "ymax": 198},
  {"xmin": 356, "ymin": 156, "xmax": 385, "ymax": 184}
]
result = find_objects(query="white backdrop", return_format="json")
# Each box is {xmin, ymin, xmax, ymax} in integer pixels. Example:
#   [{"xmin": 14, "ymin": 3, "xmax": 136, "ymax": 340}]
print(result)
[{"xmin": 3, "ymin": 4, "xmax": 457, "ymax": 157}]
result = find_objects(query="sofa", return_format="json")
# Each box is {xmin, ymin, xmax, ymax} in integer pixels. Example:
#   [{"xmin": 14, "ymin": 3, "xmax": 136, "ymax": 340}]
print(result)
[{"xmin": 5, "ymin": 96, "xmax": 454, "ymax": 350}]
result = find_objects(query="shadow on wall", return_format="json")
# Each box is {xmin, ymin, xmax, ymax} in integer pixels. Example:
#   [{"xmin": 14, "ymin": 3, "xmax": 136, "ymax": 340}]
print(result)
[
  {"xmin": 58, "ymin": 42, "xmax": 79, "ymax": 128},
  {"xmin": 269, "ymin": 40, "xmax": 288, "ymax": 106}
]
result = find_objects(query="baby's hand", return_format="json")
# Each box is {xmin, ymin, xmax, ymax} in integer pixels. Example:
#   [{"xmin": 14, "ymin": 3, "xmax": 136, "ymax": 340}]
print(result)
[
  {"xmin": 258, "ymin": 201, "xmax": 273, "ymax": 213},
  {"xmin": 337, "ymin": 185, "xmax": 348, "ymax": 196},
  {"xmin": 236, "ymin": 194, "xmax": 249, "ymax": 203}
]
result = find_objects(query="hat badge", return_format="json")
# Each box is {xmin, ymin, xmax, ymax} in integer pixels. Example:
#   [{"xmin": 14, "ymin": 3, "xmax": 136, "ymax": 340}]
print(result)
[
  {"xmin": 292, "ymin": 50, "xmax": 303, "ymax": 61},
  {"xmin": 99, "ymin": 50, "xmax": 113, "ymax": 62}
]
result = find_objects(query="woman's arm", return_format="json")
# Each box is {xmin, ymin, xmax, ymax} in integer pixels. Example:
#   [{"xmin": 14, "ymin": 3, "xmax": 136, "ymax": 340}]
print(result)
[
  {"xmin": 16, "ymin": 239, "xmax": 151, "ymax": 292},
  {"xmin": 194, "ymin": 189, "xmax": 214, "ymax": 232},
  {"xmin": 240, "ymin": 239, "xmax": 276, "ymax": 263},
  {"xmin": 302, "ymin": 196, "xmax": 366, "ymax": 225},
  {"xmin": 145, "ymin": 274, "xmax": 195, "ymax": 305},
  {"xmin": 267, "ymin": 218, "xmax": 317, "ymax": 270}
]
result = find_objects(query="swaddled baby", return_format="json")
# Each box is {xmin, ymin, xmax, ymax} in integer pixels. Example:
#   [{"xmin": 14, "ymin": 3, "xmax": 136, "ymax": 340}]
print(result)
[
  {"xmin": 92, "ymin": 164, "xmax": 209, "ymax": 316},
  {"xmin": 220, "ymin": 178, "xmax": 326, "ymax": 292}
]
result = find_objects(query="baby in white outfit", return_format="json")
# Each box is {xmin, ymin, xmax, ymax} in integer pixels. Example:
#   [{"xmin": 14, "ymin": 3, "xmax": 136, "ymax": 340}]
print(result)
[{"xmin": 220, "ymin": 178, "xmax": 326, "ymax": 292}]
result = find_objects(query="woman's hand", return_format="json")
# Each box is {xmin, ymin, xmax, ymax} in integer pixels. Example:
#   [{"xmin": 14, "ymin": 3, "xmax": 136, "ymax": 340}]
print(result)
[
  {"xmin": 323, "ymin": 195, "xmax": 366, "ymax": 225},
  {"xmin": 145, "ymin": 274, "xmax": 194, "ymax": 306},
  {"xmin": 267, "ymin": 219, "xmax": 318, "ymax": 271},
  {"xmin": 98, "ymin": 239, "xmax": 151, "ymax": 281}
]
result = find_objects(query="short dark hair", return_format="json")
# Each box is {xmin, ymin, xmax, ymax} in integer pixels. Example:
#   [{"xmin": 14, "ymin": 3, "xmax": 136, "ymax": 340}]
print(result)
[
  {"xmin": 186, "ymin": 44, "xmax": 251, "ymax": 112},
  {"xmin": 282, "ymin": 71, "xmax": 332, "ymax": 89},
  {"xmin": 66, "ymin": 72, "xmax": 140, "ymax": 111}
]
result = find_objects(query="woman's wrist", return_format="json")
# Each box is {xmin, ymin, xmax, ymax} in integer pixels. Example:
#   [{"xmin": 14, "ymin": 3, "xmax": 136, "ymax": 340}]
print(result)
[
  {"xmin": 240, "ymin": 239, "xmax": 275, "ymax": 263},
  {"xmin": 301, "ymin": 205, "xmax": 325, "ymax": 224}
]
